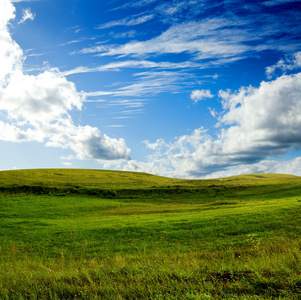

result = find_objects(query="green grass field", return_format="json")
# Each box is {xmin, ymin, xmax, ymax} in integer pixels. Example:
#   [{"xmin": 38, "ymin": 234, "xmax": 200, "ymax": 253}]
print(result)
[{"xmin": 1, "ymin": 169, "xmax": 301, "ymax": 299}]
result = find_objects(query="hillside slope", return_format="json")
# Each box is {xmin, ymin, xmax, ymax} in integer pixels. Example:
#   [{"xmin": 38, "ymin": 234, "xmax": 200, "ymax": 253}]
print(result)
[
  {"xmin": 0, "ymin": 169, "xmax": 300, "ymax": 203},
  {"xmin": 0, "ymin": 168, "xmax": 299, "ymax": 186}
]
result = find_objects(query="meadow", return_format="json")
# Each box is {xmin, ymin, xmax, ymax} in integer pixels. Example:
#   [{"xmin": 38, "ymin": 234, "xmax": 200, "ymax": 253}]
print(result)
[{"xmin": 0, "ymin": 169, "xmax": 301, "ymax": 299}]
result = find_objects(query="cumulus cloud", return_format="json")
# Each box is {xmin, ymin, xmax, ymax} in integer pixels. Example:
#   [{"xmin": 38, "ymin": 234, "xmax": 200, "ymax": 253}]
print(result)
[
  {"xmin": 18, "ymin": 8, "xmax": 35, "ymax": 24},
  {"xmin": 0, "ymin": 1, "xmax": 22, "ymax": 87},
  {"xmin": 45, "ymin": 123, "xmax": 130, "ymax": 161},
  {"xmin": 0, "ymin": 70, "xmax": 83, "ymax": 123},
  {"xmin": 0, "ymin": 0, "xmax": 130, "ymax": 162},
  {"xmin": 219, "ymin": 73, "xmax": 301, "ymax": 148},
  {"xmin": 126, "ymin": 70, "xmax": 301, "ymax": 178},
  {"xmin": 190, "ymin": 89, "xmax": 214, "ymax": 103}
]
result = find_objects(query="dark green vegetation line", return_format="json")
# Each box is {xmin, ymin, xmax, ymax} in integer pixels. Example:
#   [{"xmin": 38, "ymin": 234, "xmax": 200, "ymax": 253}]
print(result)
[{"xmin": 1, "ymin": 169, "xmax": 301, "ymax": 299}]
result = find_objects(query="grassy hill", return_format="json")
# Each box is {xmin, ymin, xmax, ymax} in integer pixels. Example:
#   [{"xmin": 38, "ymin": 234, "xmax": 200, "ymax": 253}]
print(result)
[
  {"xmin": 0, "ymin": 168, "xmax": 299, "ymax": 198},
  {"xmin": 1, "ymin": 169, "xmax": 301, "ymax": 299},
  {"xmin": 0, "ymin": 168, "xmax": 299, "ymax": 188}
]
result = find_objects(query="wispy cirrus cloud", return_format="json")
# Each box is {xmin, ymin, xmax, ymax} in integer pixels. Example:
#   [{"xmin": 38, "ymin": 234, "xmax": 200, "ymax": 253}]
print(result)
[
  {"xmin": 111, "ymin": 30, "xmax": 138, "ymax": 39},
  {"xmin": 95, "ymin": 15, "xmax": 300, "ymax": 60},
  {"xmin": 85, "ymin": 70, "xmax": 192, "ymax": 98},
  {"xmin": 97, "ymin": 13, "xmax": 154, "ymax": 29},
  {"xmin": 71, "ymin": 45, "xmax": 111, "ymax": 55},
  {"xmin": 105, "ymin": 99, "xmax": 146, "ymax": 109},
  {"xmin": 87, "ymin": 19, "xmax": 250, "ymax": 61},
  {"xmin": 62, "ymin": 60, "xmax": 203, "ymax": 76},
  {"xmin": 154, "ymin": 0, "xmax": 207, "ymax": 21},
  {"xmin": 74, "ymin": 0, "xmax": 301, "ymax": 69},
  {"xmin": 110, "ymin": 0, "xmax": 159, "ymax": 10},
  {"xmin": 59, "ymin": 36, "xmax": 97, "ymax": 47}
]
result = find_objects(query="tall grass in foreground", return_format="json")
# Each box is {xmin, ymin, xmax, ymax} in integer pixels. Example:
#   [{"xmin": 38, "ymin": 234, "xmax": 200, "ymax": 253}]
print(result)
[{"xmin": 1, "ymin": 237, "xmax": 301, "ymax": 299}]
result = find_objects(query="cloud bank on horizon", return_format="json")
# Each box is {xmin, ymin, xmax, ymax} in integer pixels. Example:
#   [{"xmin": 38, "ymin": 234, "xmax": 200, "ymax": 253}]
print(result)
[{"xmin": 0, "ymin": 0, "xmax": 301, "ymax": 178}]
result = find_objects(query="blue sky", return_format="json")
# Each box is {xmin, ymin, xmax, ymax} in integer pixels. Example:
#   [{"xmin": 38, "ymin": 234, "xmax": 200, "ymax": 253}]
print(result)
[{"xmin": 1, "ymin": 0, "xmax": 301, "ymax": 178}]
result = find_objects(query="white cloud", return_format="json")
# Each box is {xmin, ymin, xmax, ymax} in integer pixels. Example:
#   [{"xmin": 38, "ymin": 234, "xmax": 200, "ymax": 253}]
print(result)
[
  {"xmin": 156, "ymin": 1, "xmax": 202, "ymax": 17},
  {"xmin": 266, "ymin": 52, "xmax": 301, "ymax": 78},
  {"xmin": 89, "ymin": 19, "xmax": 250, "ymax": 61},
  {"xmin": 111, "ymin": 30, "xmax": 137, "ymax": 39},
  {"xmin": 0, "ymin": 70, "xmax": 83, "ymax": 123},
  {"xmin": 0, "ymin": 0, "xmax": 22, "ymax": 87},
  {"xmin": 0, "ymin": 0, "xmax": 130, "ymax": 162},
  {"xmin": 97, "ymin": 14, "xmax": 154, "ymax": 29},
  {"xmin": 219, "ymin": 73, "xmax": 301, "ymax": 137},
  {"xmin": 59, "ymin": 36, "xmax": 96, "ymax": 47},
  {"xmin": 72, "ymin": 45, "xmax": 110, "ymax": 55},
  {"xmin": 202, "ymin": 156, "xmax": 301, "ymax": 179},
  {"xmin": 63, "ymin": 60, "xmax": 200, "ymax": 76},
  {"xmin": 18, "ymin": 8, "xmax": 35, "ymax": 24},
  {"xmin": 85, "ymin": 71, "xmax": 191, "ymax": 98},
  {"xmin": 123, "ymin": 72, "xmax": 301, "ymax": 178},
  {"xmin": 214, "ymin": 72, "xmax": 301, "ymax": 168},
  {"xmin": 77, "ymin": 4, "xmax": 301, "ymax": 66},
  {"xmin": 0, "ymin": 121, "xmax": 43, "ymax": 142},
  {"xmin": 190, "ymin": 89, "xmax": 214, "ymax": 103},
  {"xmin": 0, "ymin": 0, "xmax": 15, "ymax": 27},
  {"xmin": 208, "ymin": 107, "xmax": 217, "ymax": 118},
  {"xmin": 45, "ymin": 123, "xmax": 130, "ymax": 161},
  {"xmin": 111, "ymin": 0, "xmax": 159, "ymax": 11},
  {"xmin": 63, "ymin": 60, "xmax": 202, "ymax": 76},
  {"xmin": 0, "ymin": 69, "xmax": 131, "ymax": 161},
  {"xmin": 143, "ymin": 139, "xmax": 165, "ymax": 151},
  {"xmin": 79, "ymin": 20, "xmax": 250, "ymax": 61},
  {"xmin": 64, "ymin": 60, "xmax": 216, "ymax": 102}
]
